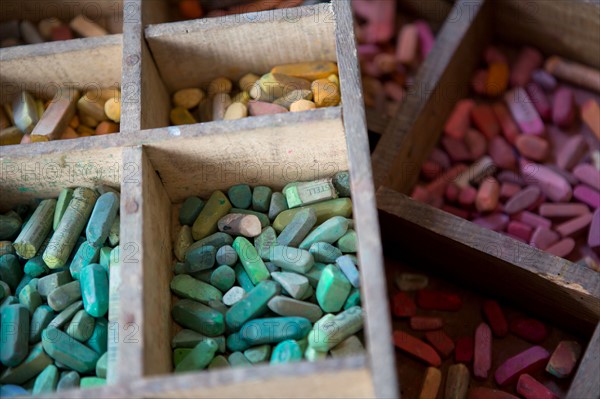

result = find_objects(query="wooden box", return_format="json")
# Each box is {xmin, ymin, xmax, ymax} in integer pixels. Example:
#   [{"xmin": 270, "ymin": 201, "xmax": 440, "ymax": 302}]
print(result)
[
  {"xmin": 371, "ymin": 0, "xmax": 600, "ymax": 397},
  {"xmin": 1, "ymin": 1, "xmax": 396, "ymax": 397},
  {"xmin": 0, "ymin": 0, "xmax": 123, "ymax": 105}
]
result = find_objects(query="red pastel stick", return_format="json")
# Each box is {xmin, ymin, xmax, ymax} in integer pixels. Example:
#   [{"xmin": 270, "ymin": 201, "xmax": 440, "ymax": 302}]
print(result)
[
  {"xmin": 455, "ymin": 336, "xmax": 474, "ymax": 363},
  {"xmin": 482, "ymin": 300, "xmax": 508, "ymax": 337},
  {"xmin": 410, "ymin": 316, "xmax": 443, "ymax": 331},
  {"xmin": 392, "ymin": 292, "xmax": 416, "ymax": 318},
  {"xmin": 510, "ymin": 318, "xmax": 549, "ymax": 344},
  {"xmin": 425, "ymin": 330, "xmax": 455, "ymax": 358},
  {"xmin": 393, "ymin": 330, "xmax": 442, "ymax": 367},
  {"xmin": 517, "ymin": 374, "xmax": 559, "ymax": 399},
  {"xmin": 417, "ymin": 290, "xmax": 462, "ymax": 311}
]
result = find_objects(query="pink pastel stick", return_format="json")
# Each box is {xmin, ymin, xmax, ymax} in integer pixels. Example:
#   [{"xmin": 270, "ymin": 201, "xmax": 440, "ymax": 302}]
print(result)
[
  {"xmin": 512, "ymin": 211, "xmax": 552, "ymax": 229},
  {"xmin": 520, "ymin": 161, "xmax": 572, "ymax": 202},
  {"xmin": 511, "ymin": 47, "xmax": 543, "ymax": 87},
  {"xmin": 531, "ymin": 69, "xmax": 557, "ymax": 92},
  {"xmin": 505, "ymin": 88, "xmax": 545, "ymax": 135},
  {"xmin": 493, "ymin": 102, "xmax": 521, "ymax": 145},
  {"xmin": 465, "ymin": 129, "xmax": 488, "ymax": 160},
  {"xmin": 495, "ymin": 346, "xmax": 550, "ymax": 386},
  {"xmin": 573, "ymin": 163, "xmax": 600, "ymax": 191},
  {"xmin": 357, "ymin": 44, "xmax": 380, "ymax": 59},
  {"xmin": 474, "ymin": 323, "xmax": 492, "ymax": 380},
  {"xmin": 530, "ymin": 227, "xmax": 560, "ymax": 250},
  {"xmin": 556, "ymin": 135, "xmax": 589, "ymax": 171},
  {"xmin": 442, "ymin": 137, "xmax": 472, "ymax": 162},
  {"xmin": 445, "ymin": 99, "xmax": 475, "ymax": 139},
  {"xmin": 497, "ymin": 170, "xmax": 526, "ymax": 186},
  {"xmin": 552, "ymin": 87, "xmax": 576, "ymax": 128},
  {"xmin": 517, "ymin": 374, "xmax": 559, "ymax": 399},
  {"xmin": 589, "ymin": 209, "xmax": 600, "ymax": 250},
  {"xmin": 500, "ymin": 182, "xmax": 522, "ymax": 199},
  {"xmin": 539, "ymin": 203, "xmax": 590, "ymax": 218},
  {"xmin": 574, "ymin": 184, "xmax": 600, "ymax": 208},
  {"xmin": 504, "ymin": 186, "xmax": 541, "ymax": 214},
  {"xmin": 526, "ymin": 83, "xmax": 551, "ymax": 120},
  {"xmin": 507, "ymin": 221, "xmax": 533, "ymax": 242},
  {"xmin": 446, "ymin": 183, "xmax": 460, "ymax": 202},
  {"xmin": 546, "ymin": 238, "xmax": 576, "ymax": 258},
  {"xmin": 396, "ymin": 24, "xmax": 419, "ymax": 65},
  {"xmin": 489, "ymin": 136, "xmax": 516, "ymax": 170},
  {"xmin": 459, "ymin": 186, "xmax": 477, "ymax": 208},
  {"xmin": 544, "ymin": 163, "xmax": 580, "ymax": 186},
  {"xmin": 414, "ymin": 20, "xmax": 435, "ymax": 58},
  {"xmin": 554, "ymin": 213, "xmax": 593, "ymax": 237}
]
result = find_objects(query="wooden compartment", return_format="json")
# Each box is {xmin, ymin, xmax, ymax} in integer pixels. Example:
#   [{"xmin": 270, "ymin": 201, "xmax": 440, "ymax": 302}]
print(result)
[
  {"xmin": 125, "ymin": 2, "xmax": 339, "ymax": 131},
  {"xmin": 0, "ymin": 0, "xmax": 124, "ymax": 41},
  {"xmin": 371, "ymin": 0, "xmax": 600, "ymax": 192},
  {"xmin": 1, "ymin": 1, "xmax": 396, "ymax": 396},
  {"xmin": 377, "ymin": 187, "xmax": 600, "ymax": 398}
]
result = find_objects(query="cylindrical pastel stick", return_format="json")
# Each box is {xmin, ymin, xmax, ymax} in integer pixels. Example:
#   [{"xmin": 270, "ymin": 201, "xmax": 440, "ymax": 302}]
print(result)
[
  {"xmin": 43, "ymin": 188, "xmax": 98, "ymax": 268},
  {"xmin": 13, "ymin": 199, "xmax": 56, "ymax": 259}
]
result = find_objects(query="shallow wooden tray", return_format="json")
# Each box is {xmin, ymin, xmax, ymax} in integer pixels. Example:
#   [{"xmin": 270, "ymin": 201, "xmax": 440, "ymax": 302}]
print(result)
[
  {"xmin": 377, "ymin": 187, "xmax": 600, "ymax": 398},
  {"xmin": 0, "ymin": 1, "xmax": 396, "ymax": 397}
]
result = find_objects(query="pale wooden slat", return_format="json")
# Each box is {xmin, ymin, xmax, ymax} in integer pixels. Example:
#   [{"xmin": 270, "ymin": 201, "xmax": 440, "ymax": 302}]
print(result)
[
  {"xmin": 0, "ymin": 34, "xmax": 123, "ymax": 103},
  {"xmin": 37, "ymin": 356, "xmax": 373, "ymax": 398},
  {"xmin": 566, "ymin": 322, "xmax": 600, "ymax": 399},
  {"xmin": 120, "ymin": 0, "xmax": 170, "ymax": 132},
  {"xmin": 118, "ymin": 146, "xmax": 173, "ymax": 380},
  {"xmin": 331, "ymin": 1, "xmax": 397, "ymax": 397},
  {"xmin": 0, "ymin": 107, "xmax": 346, "ymax": 210},
  {"xmin": 376, "ymin": 186, "xmax": 600, "ymax": 333}
]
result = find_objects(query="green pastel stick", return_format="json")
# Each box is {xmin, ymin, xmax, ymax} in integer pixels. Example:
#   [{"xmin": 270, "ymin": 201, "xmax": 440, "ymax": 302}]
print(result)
[
  {"xmin": 86, "ymin": 192, "xmax": 119, "ymax": 247},
  {"xmin": 53, "ymin": 188, "xmax": 74, "ymax": 230},
  {"xmin": 232, "ymin": 237, "xmax": 269, "ymax": 285},
  {"xmin": 0, "ymin": 342, "xmax": 52, "ymax": 385},
  {"xmin": 13, "ymin": 199, "xmax": 56, "ymax": 259},
  {"xmin": 44, "ymin": 188, "xmax": 98, "ymax": 268},
  {"xmin": 0, "ymin": 304, "xmax": 29, "ymax": 367}
]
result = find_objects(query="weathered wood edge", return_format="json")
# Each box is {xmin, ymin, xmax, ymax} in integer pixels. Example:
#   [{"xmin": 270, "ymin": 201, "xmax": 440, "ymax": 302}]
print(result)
[
  {"xmin": 0, "ymin": 35, "xmax": 123, "ymax": 61},
  {"xmin": 566, "ymin": 322, "xmax": 600, "ymax": 399},
  {"xmin": 121, "ymin": 0, "xmax": 170, "ymax": 132},
  {"xmin": 376, "ymin": 187, "xmax": 600, "ymax": 332},
  {"xmin": 32, "ymin": 355, "xmax": 370, "ymax": 398},
  {"xmin": 0, "ymin": 106, "xmax": 341, "ymax": 158},
  {"xmin": 144, "ymin": 2, "xmax": 330, "ymax": 38},
  {"xmin": 116, "ymin": 146, "xmax": 146, "ymax": 381},
  {"xmin": 371, "ymin": 0, "xmax": 490, "ymax": 193},
  {"xmin": 332, "ymin": 1, "xmax": 397, "ymax": 398}
]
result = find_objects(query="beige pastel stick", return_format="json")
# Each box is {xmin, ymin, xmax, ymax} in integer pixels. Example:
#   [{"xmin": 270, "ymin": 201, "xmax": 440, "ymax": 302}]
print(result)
[
  {"xmin": 545, "ymin": 56, "xmax": 600, "ymax": 93},
  {"xmin": 445, "ymin": 363, "xmax": 470, "ymax": 399},
  {"xmin": 31, "ymin": 88, "xmax": 80, "ymax": 140},
  {"xmin": 69, "ymin": 15, "xmax": 108, "ymax": 37}
]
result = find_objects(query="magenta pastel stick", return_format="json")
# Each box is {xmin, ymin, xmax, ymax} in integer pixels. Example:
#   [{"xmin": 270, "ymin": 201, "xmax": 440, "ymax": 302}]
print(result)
[{"xmin": 505, "ymin": 88, "xmax": 545, "ymax": 136}]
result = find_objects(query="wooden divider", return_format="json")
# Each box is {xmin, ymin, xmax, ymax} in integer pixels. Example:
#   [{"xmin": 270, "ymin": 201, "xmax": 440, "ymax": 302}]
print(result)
[{"xmin": 376, "ymin": 186, "xmax": 600, "ymax": 398}]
